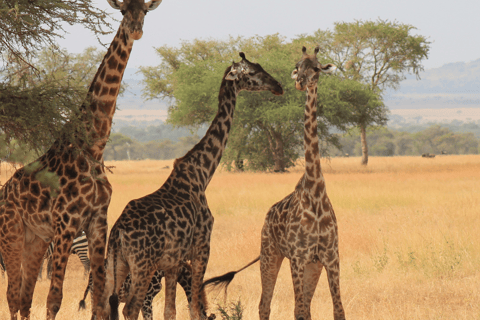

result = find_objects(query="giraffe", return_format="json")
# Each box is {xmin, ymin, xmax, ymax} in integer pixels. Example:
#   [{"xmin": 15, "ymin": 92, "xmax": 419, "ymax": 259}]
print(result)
[
  {"xmin": 0, "ymin": 0, "xmax": 162, "ymax": 319},
  {"xmin": 258, "ymin": 46, "xmax": 344, "ymax": 320},
  {"xmin": 96, "ymin": 52, "xmax": 283, "ymax": 320},
  {"xmin": 202, "ymin": 47, "xmax": 344, "ymax": 320}
]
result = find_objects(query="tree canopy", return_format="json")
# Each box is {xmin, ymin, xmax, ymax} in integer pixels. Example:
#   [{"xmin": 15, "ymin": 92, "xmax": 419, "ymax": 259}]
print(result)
[
  {"xmin": 141, "ymin": 35, "xmax": 347, "ymax": 171},
  {"xmin": 141, "ymin": 20, "xmax": 430, "ymax": 170},
  {"xmin": 0, "ymin": 0, "xmax": 113, "ymax": 160},
  {"xmin": 300, "ymin": 19, "xmax": 430, "ymax": 164},
  {"xmin": 0, "ymin": 47, "xmax": 105, "ymax": 161},
  {"xmin": 1, "ymin": 0, "xmax": 112, "ymax": 68}
]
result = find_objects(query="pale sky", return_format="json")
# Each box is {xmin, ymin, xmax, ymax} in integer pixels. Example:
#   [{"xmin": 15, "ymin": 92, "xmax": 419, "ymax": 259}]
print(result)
[{"xmin": 58, "ymin": 0, "xmax": 480, "ymax": 71}]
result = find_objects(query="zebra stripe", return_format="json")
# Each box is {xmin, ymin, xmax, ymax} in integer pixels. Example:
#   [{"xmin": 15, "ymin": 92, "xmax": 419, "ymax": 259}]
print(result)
[{"xmin": 39, "ymin": 232, "xmax": 90, "ymax": 280}]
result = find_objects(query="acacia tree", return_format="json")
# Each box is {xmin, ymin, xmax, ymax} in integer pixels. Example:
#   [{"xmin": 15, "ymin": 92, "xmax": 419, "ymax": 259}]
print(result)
[
  {"xmin": 1, "ymin": 47, "xmax": 105, "ymax": 161},
  {"xmin": 303, "ymin": 19, "xmax": 430, "ymax": 165},
  {"xmin": 0, "ymin": 0, "xmax": 113, "ymax": 156},
  {"xmin": 1, "ymin": 0, "xmax": 111, "ymax": 67},
  {"xmin": 141, "ymin": 35, "xmax": 342, "ymax": 172},
  {"xmin": 107, "ymin": 133, "xmax": 133, "ymax": 160},
  {"xmin": 318, "ymin": 76, "xmax": 386, "ymax": 154}
]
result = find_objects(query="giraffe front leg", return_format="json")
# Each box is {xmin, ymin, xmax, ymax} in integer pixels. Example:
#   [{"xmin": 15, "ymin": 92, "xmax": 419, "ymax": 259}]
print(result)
[
  {"xmin": 86, "ymin": 213, "xmax": 108, "ymax": 319},
  {"xmin": 325, "ymin": 260, "xmax": 346, "ymax": 320},
  {"xmin": 37, "ymin": 257, "xmax": 44, "ymax": 281},
  {"xmin": 19, "ymin": 235, "xmax": 50, "ymax": 319},
  {"xmin": 290, "ymin": 258, "xmax": 309, "ymax": 320},
  {"xmin": 2, "ymin": 235, "xmax": 24, "ymax": 319},
  {"xmin": 46, "ymin": 233, "xmax": 75, "ymax": 319},
  {"xmin": 303, "ymin": 262, "xmax": 323, "ymax": 314},
  {"xmin": 1, "ymin": 208, "xmax": 25, "ymax": 319}
]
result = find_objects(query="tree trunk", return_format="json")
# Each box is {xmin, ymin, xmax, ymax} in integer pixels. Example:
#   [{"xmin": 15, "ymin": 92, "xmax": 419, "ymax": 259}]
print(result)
[
  {"xmin": 264, "ymin": 126, "xmax": 286, "ymax": 172},
  {"xmin": 235, "ymin": 152, "xmax": 244, "ymax": 172},
  {"xmin": 272, "ymin": 132, "xmax": 285, "ymax": 172},
  {"xmin": 360, "ymin": 123, "xmax": 368, "ymax": 166}
]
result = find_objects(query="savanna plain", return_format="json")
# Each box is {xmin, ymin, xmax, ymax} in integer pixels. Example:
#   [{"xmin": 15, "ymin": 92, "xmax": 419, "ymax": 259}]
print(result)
[{"xmin": 1, "ymin": 155, "xmax": 479, "ymax": 319}]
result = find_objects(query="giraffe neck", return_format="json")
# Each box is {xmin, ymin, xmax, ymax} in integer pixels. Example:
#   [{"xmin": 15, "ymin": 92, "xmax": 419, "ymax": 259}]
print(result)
[
  {"xmin": 178, "ymin": 78, "xmax": 237, "ymax": 191},
  {"xmin": 303, "ymin": 85, "xmax": 325, "ymax": 191},
  {"xmin": 83, "ymin": 26, "xmax": 133, "ymax": 160}
]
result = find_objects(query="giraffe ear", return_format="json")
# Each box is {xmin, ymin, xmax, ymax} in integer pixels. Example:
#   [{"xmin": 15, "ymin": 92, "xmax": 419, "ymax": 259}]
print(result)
[
  {"xmin": 291, "ymin": 69, "xmax": 298, "ymax": 80},
  {"xmin": 225, "ymin": 68, "xmax": 238, "ymax": 81},
  {"xmin": 320, "ymin": 63, "xmax": 337, "ymax": 74},
  {"xmin": 107, "ymin": 0, "xmax": 122, "ymax": 10},
  {"xmin": 146, "ymin": 0, "xmax": 162, "ymax": 11}
]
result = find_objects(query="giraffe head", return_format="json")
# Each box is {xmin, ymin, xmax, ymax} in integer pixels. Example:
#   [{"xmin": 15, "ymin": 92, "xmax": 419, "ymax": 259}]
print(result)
[
  {"xmin": 291, "ymin": 46, "xmax": 336, "ymax": 91},
  {"xmin": 107, "ymin": 0, "xmax": 162, "ymax": 40},
  {"xmin": 225, "ymin": 52, "xmax": 284, "ymax": 96}
]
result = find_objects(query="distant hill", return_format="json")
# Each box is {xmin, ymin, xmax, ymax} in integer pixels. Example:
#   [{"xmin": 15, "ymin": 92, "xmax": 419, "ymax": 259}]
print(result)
[{"xmin": 384, "ymin": 58, "xmax": 480, "ymax": 109}]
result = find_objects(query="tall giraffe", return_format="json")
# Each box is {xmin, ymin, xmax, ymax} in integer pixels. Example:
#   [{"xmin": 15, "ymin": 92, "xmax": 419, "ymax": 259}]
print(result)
[
  {"xmin": 96, "ymin": 53, "xmax": 283, "ymax": 320},
  {"xmin": 0, "ymin": 0, "xmax": 162, "ymax": 319},
  {"xmin": 258, "ymin": 46, "xmax": 344, "ymax": 320},
  {"xmin": 202, "ymin": 47, "xmax": 344, "ymax": 320}
]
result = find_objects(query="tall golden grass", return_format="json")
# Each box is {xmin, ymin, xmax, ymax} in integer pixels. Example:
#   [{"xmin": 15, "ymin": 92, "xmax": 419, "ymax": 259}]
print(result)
[{"xmin": 1, "ymin": 155, "xmax": 479, "ymax": 319}]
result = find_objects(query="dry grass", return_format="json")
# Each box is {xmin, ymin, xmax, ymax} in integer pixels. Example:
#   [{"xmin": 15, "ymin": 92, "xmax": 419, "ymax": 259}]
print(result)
[{"xmin": 1, "ymin": 155, "xmax": 479, "ymax": 319}]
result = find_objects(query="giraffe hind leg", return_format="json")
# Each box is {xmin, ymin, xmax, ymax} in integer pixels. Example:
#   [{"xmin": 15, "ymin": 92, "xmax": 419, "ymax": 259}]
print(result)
[
  {"xmin": 101, "ymin": 238, "xmax": 130, "ymax": 320},
  {"xmin": 140, "ymin": 270, "xmax": 163, "ymax": 320},
  {"xmin": 325, "ymin": 261, "xmax": 346, "ymax": 320},
  {"xmin": 123, "ymin": 267, "xmax": 157, "ymax": 320},
  {"xmin": 163, "ymin": 267, "xmax": 179, "ymax": 320},
  {"xmin": 259, "ymin": 245, "xmax": 284, "ymax": 320}
]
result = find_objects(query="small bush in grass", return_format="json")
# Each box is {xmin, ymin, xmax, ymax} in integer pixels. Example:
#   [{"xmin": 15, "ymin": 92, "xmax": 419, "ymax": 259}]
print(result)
[{"xmin": 217, "ymin": 300, "xmax": 243, "ymax": 320}]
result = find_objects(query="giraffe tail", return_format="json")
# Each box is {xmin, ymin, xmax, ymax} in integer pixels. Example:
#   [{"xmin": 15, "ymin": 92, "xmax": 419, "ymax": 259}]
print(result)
[
  {"xmin": 78, "ymin": 271, "xmax": 92, "ymax": 311},
  {"xmin": 109, "ymin": 294, "xmax": 119, "ymax": 320},
  {"xmin": 202, "ymin": 256, "xmax": 259, "ymax": 298}
]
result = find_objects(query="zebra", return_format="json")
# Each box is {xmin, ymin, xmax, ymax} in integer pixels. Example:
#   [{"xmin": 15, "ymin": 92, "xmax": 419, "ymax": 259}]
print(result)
[
  {"xmin": 78, "ymin": 261, "xmax": 215, "ymax": 320},
  {"xmin": 38, "ymin": 232, "xmax": 90, "ymax": 280}
]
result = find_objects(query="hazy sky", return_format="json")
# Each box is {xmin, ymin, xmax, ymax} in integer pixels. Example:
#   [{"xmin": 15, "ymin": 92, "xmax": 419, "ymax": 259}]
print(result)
[{"xmin": 58, "ymin": 0, "xmax": 480, "ymax": 71}]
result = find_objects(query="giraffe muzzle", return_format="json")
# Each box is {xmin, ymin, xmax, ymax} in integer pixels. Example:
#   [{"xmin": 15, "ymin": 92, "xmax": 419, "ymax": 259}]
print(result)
[
  {"xmin": 295, "ymin": 81, "xmax": 307, "ymax": 91},
  {"xmin": 131, "ymin": 31, "xmax": 143, "ymax": 40}
]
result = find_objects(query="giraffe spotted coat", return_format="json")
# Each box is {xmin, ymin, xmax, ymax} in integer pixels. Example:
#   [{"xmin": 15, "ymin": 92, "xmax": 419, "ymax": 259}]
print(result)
[
  {"xmin": 258, "ymin": 46, "xmax": 345, "ymax": 320},
  {"xmin": 0, "ymin": 1, "xmax": 163, "ymax": 319},
  {"xmin": 97, "ymin": 53, "xmax": 283, "ymax": 320}
]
